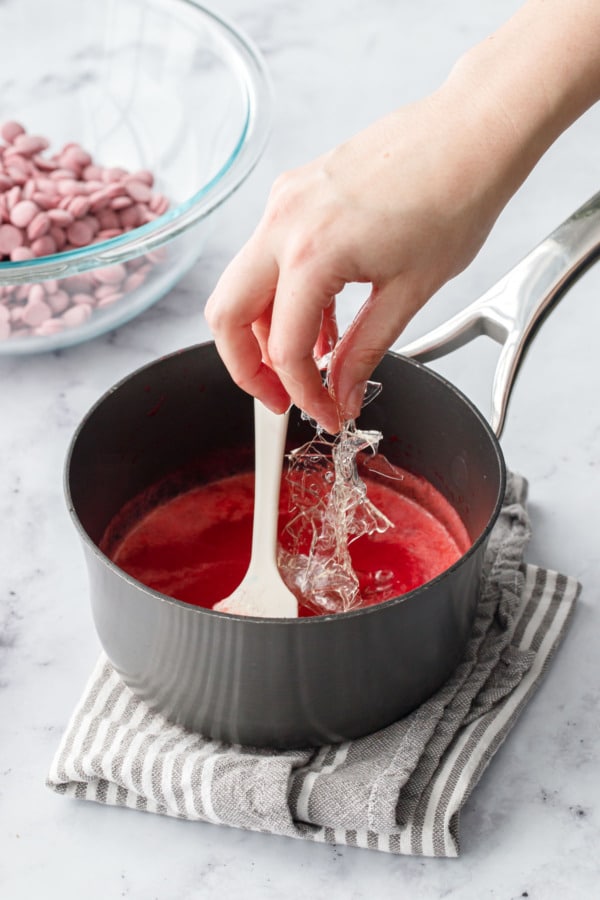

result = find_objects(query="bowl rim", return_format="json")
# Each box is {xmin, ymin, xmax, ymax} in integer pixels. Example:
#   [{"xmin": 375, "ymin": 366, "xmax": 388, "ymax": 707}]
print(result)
[{"xmin": 0, "ymin": 0, "xmax": 273, "ymax": 285}]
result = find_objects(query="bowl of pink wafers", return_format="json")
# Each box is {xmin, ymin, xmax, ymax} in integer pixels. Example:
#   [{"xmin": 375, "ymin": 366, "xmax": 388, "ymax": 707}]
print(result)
[{"xmin": 0, "ymin": 0, "xmax": 271, "ymax": 354}]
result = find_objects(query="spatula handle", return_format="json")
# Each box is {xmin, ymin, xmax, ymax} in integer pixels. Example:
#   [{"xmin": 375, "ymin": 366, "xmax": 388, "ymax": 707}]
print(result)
[{"xmin": 248, "ymin": 400, "xmax": 290, "ymax": 572}]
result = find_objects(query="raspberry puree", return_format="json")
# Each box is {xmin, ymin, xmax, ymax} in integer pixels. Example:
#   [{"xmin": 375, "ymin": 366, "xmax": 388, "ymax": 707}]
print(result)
[{"xmin": 106, "ymin": 460, "xmax": 471, "ymax": 617}]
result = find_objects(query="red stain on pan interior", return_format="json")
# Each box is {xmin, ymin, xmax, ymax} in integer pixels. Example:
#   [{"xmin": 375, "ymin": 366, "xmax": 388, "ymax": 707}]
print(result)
[{"xmin": 146, "ymin": 394, "xmax": 166, "ymax": 417}]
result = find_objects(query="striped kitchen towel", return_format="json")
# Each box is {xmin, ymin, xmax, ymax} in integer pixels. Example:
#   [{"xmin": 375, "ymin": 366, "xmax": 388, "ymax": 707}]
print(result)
[{"xmin": 47, "ymin": 474, "xmax": 580, "ymax": 857}]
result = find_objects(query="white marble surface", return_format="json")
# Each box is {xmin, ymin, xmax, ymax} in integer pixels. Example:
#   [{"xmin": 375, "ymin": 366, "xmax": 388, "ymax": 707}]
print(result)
[{"xmin": 2, "ymin": 0, "xmax": 600, "ymax": 897}]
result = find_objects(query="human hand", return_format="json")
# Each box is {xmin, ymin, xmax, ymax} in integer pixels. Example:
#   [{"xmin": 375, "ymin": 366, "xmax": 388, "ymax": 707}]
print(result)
[
  {"xmin": 205, "ymin": 92, "xmax": 505, "ymax": 433},
  {"xmin": 205, "ymin": 0, "xmax": 600, "ymax": 434}
]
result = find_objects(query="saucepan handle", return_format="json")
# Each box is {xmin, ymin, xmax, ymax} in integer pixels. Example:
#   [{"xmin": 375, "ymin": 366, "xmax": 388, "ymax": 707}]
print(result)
[{"xmin": 400, "ymin": 191, "xmax": 600, "ymax": 436}]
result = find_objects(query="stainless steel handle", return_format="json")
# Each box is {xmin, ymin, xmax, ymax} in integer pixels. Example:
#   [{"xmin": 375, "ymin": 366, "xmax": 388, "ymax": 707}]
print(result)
[{"xmin": 400, "ymin": 191, "xmax": 600, "ymax": 436}]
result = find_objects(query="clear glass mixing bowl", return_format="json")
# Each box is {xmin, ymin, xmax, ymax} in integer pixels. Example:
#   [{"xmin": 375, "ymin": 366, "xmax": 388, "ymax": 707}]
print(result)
[{"xmin": 0, "ymin": 0, "xmax": 272, "ymax": 355}]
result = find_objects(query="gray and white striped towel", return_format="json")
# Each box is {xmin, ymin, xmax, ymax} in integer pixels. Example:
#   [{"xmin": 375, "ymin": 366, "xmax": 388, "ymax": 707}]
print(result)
[{"xmin": 47, "ymin": 474, "xmax": 580, "ymax": 857}]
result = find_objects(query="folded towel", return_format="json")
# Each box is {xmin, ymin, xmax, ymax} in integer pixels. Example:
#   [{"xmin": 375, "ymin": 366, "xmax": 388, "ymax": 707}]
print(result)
[{"xmin": 47, "ymin": 473, "xmax": 579, "ymax": 857}]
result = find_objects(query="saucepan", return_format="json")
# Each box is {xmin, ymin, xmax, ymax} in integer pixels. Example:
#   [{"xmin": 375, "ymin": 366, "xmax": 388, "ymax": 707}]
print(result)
[{"xmin": 65, "ymin": 191, "xmax": 600, "ymax": 748}]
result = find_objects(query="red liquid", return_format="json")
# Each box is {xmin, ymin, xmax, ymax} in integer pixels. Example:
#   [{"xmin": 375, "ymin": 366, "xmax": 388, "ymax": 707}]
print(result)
[{"xmin": 105, "ymin": 462, "xmax": 471, "ymax": 617}]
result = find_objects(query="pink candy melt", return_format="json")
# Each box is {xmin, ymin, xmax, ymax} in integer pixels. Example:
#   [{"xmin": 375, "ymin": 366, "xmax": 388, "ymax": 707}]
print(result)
[
  {"xmin": 0, "ymin": 224, "xmax": 23, "ymax": 253},
  {"xmin": 9, "ymin": 199, "xmax": 38, "ymax": 228},
  {"xmin": 0, "ymin": 121, "xmax": 171, "ymax": 341}
]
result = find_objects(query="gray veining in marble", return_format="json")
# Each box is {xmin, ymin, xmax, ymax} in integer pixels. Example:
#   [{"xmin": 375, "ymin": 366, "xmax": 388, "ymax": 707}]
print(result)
[{"xmin": 1, "ymin": 1, "xmax": 600, "ymax": 897}]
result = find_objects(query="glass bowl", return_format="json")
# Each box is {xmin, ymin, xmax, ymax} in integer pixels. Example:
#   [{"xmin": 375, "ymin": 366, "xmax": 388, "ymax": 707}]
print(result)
[{"xmin": 0, "ymin": 0, "xmax": 271, "ymax": 355}]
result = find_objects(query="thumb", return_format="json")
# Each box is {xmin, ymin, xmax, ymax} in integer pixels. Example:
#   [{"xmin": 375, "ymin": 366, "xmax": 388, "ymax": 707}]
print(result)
[{"xmin": 329, "ymin": 276, "xmax": 424, "ymax": 420}]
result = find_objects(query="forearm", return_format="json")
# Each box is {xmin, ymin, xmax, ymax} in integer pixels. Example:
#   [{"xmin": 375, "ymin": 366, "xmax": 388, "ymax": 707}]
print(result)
[{"xmin": 440, "ymin": 0, "xmax": 600, "ymax": 215}]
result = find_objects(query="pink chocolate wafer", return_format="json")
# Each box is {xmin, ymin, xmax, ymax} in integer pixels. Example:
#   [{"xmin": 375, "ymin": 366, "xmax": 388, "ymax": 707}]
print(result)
[{"xmin": 1, "ymin": 121, "xmax": 171, "ymax": 339}]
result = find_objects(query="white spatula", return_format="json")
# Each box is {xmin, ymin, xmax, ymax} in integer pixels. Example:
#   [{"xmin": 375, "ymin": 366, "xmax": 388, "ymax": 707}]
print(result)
[{"xmin": 213, "ymin": 399, "xmax": 298, "ymax": 618}]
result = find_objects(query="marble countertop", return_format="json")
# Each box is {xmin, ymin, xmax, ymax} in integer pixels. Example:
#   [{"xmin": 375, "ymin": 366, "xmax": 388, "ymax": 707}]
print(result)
[{"xmin": 2, "ymin": 1, "xmax": 600, "ymax": 897}]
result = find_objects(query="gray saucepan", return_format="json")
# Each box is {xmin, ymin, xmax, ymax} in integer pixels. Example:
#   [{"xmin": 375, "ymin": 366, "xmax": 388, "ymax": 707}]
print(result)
[{"xmin": 65, "ymin": 191, "xmax": 600, "ymax": 748}]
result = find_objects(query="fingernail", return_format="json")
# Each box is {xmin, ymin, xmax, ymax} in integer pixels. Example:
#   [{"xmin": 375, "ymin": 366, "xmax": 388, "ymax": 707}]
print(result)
[
  {"xmin": 345, "ymin": 381, "xmax": 367, "ymax": 420},
  {"xmin": 263, "ymin": 399, "xmax": 288, "ymax": 415}
]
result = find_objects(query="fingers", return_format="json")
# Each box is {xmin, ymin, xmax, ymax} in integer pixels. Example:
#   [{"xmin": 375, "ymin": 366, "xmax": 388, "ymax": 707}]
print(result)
[
  {"xmin": 329, "ymin": 276, "xmax": 424, "ymax": 421},
  {"xmin": 267, "ymin": 264, "xmax": 342, "ymax": 433},
  {"xmin": 205, "ymin": 236, "xmax": 342, "ymax": 431},
  {"xmin": 206, "ymin": 230, "xmax": 423, "ymax": 434},
  {"xmin": 204, "ymin": 242, "xmax": 290, "ymax": 414}
]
